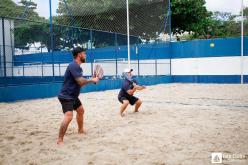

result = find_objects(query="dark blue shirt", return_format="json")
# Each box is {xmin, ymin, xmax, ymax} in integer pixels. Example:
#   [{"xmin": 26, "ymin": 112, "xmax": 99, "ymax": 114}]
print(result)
[
  {"xmin": 58, "ymin": 61, "xmax": 83, "ymax": 100},
  {"xmin": 118, "ymin": 79, "xmax": 138, "ymax": 97}
]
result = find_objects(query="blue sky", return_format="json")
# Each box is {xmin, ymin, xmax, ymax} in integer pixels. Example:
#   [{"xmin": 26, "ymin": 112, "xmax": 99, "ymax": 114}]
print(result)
[{"xmin": 12, "ymin": 0, "xmax": 248, "ymax": 18}]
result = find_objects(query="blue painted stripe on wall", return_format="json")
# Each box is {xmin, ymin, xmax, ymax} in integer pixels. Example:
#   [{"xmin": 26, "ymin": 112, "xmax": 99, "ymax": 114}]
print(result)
[
  {"xmin": 0, "ymin": 76, "xmax": 171, "ymax": 102},
  {"xmin": 13, "ymin": 37, "xmax": 248, "ymax": 65},
  {"xmin": 88, "ymin": 42, "xmax": 171, "ymax": 61},
  {"xmin": 172, "ymin": 75, "xmax": 248, "ymax": 84},
  {"xmin": 13, "ymin": 43, "xmax": 171, "ymax": 65},
  {"xmin": 0, "ymin": 76, "xmax": 64, "ymax": 86},
  {"xmin": 14, "ymin": 51, "xmax": 72, "ymax": 66},
  {"xmin": 171, "ymin": 37, "xmax": 248, "ymax": 59},
  {"xmin": 245, "ymin": 36, "xmax": 248, "ymax": 56},
  {"xmin": 1, "ymin": 75, "xmax": 246, "ymax": 102}
]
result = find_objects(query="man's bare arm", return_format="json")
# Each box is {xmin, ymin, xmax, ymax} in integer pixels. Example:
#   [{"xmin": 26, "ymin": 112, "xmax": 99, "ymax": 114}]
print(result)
[
  {"xmin": 133, "ymin": 84, "xmax": 146, "ymax": 90},
  {"xmin": 127, "ymin": 88, "xmax": 136, "ymax": 95},
  {"xmin": 75, "ymin": 77, "xmax": 99, "ymax": 87}
]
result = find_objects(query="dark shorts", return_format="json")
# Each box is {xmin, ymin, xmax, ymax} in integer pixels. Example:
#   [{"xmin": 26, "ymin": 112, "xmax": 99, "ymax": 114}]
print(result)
[
  {"xmin": 58, "ymin": 98, "xmax": 82, "ymax": 113},
  {"xmin": 118, "ymin": 95, "xmax": 139, "ymax": 105}
]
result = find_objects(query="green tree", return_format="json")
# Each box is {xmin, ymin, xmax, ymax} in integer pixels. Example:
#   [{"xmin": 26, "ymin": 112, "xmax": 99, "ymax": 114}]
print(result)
[
  {"xmin": 0, "ymin": 0, "xmax": 50, "ymax": 50},
  {"xmin": 207, "ymin": 7, "xmax": 248, "ymax": 38},
  {"xmin": 242, "ymin": 7, "xmax": 248, "ymax": 36},
  {"xmin": 0, "ymin": 0, "xmax": 22, "ymax": 17},
  {"xmin": 171, "ymin": 0, "xmax": 212, "ymax": 38}
]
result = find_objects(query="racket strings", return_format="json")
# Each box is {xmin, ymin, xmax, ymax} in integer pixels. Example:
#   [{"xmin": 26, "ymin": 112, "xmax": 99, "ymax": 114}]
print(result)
[{"xmin": 94, "ymin": 65, "xmax": 104, "ymax": 78}]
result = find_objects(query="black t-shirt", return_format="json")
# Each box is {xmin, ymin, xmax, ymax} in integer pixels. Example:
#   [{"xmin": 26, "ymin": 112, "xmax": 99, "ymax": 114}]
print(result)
[
  {"xmin": 118, "ymin": 79, "xmax": 138, "ymax": 97},
  {"xmin": 58, "ymin": 61, "xmax": 83, "ymax": 100}
]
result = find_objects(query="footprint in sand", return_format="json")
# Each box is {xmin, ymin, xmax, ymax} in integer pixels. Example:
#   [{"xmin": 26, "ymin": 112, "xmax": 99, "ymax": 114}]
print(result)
[
  {"xmin": 121, "ymin": 146, "xmax": 128, "ymax": 151},
  {"xmin": 69, "ymin": 144, "xmax": 80, "ymax": 150},
  {"xmin": 5, "ymin": 136, "xmax": 15, "ymax": 141},
  {"xmin": 175, "ymin": 147, "xmax": 183, "ymax": 151},
  {"xmin": 11, "ymin": 120, "xmax": 24, "ymax": 124},
  {"xmin": 127, "ymin": 120, "xmax": 136, "ymax": 124},
  {"xmin": 7, "ymin": 125, "xmax": 12, "ymax": 130},
  {"xmin": 29, "ymin": 130, "xmax": 45, "ymax": 136},
  {"xmin": 22, "ymin": 148, "xmax": 31, "ymax": 152},
  {"xmin": 19, "ymin": 141, "xmax": 32, "ymax": 145},
  {"xmin": 88, "ymin": 161, "xmax": 94, "ymax": 165}
]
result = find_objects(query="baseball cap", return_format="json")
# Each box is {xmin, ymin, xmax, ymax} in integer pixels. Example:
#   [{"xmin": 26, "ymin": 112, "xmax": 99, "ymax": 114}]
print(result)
[
  {"xmin": 124, "ymin": 68, "xmax": 133, "ymax": 73},
  {"xmin": 72, "ymin": 47, "xmax": 86, "ymax": 57}
]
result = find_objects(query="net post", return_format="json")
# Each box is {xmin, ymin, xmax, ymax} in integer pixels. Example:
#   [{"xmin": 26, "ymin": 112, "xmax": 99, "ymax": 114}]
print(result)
[
  {"xmin": 126, "ymin": 0, "xmax": 131, "ymax": 69},
  {"xmin": 49, "ymin": 0, "xmax": 55, "ymax": 78},
  {"xmin": 90, "ymin": 29, "xmax": 94, "ymax": 77},
  {"xmin": 241, "ymin": 0, "xmax": 244, "ymax": 84},
  {"xmin": 2, "ymin": 18, "xmax": 6, "ymax": 77},
  {"xmin": 115, "ymin": 33, "xmax": 118, "ymax": 77}
]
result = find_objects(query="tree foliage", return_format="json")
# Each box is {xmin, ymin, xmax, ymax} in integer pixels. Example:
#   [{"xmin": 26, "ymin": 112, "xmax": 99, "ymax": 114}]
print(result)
[
  {"xmin": 171, "ymin": 0, "xmax": 212, "ymax": 38},
  {"xmin": 171, "ymin": 0, "xmax": 247, "ymax": 39},
  {"xmin": 0, "ymin": 0, "xmax": 49, "ymax": 50}
]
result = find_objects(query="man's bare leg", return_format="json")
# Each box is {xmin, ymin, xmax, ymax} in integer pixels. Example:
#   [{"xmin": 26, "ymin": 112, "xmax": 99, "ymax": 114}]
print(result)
[
  {"xmin": 76, "ymin": 105, "xmax": 85, "ymax": 134},
  {"xmin": 120, "ymin": 100, "xmax": 129, "ymax": 117},
  {"xmin": 134, "ymin": 100, "xmax": 142, "ymax": 112},
  {"xmin": 57, "ymin": 111, "xmax": 73, "ymax": 144}
]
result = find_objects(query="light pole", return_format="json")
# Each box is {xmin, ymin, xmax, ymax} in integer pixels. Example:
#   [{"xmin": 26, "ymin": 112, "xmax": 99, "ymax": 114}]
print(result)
[
  {"xmin": 126, "ymin": 0, "xmax": 131, "ymax": 69},
  {"xmin": 241, "ymin": 0, "xmax": 244, "ymax": 84}
]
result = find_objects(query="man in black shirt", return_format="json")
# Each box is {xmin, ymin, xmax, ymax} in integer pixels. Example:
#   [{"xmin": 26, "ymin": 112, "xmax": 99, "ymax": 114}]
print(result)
[
  {"xmin": 118, "ymin": 68, "xmax": 146, "ymax": 117},
  {"xmin": 57, "ymin": 47, "xmax": 99, "ymax": 144}
]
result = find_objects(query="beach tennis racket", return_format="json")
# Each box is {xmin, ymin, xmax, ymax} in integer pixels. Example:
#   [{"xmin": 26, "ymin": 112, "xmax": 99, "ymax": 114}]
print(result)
[{"xmin": 93, "ymin": 64, "xmax": 104, "ymax": 79}]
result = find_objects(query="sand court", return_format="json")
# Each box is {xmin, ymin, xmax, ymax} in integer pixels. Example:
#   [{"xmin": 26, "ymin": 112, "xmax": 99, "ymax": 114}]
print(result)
[{"xmin": 0, "ymin": 84, "xmax": 248, "ymax": 165}]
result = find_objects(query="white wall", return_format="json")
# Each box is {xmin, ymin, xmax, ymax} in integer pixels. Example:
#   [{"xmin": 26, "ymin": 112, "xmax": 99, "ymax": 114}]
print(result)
[
  {"xmin": 171, "ymin": 56, "xmax": 248, "ymax": 75},
  {"xmin": 12, "ymin": 56, "xmax": 248, "ymax": 77},
  {"xmin": 13, "ymin": 59, "xmax": 171, "ymax": 77}
]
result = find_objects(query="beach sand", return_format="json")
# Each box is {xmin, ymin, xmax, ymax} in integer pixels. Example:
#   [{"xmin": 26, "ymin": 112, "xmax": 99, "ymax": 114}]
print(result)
[{"xmin": 0, "ymin": 84, "xmax": 248, "ymax": 165}]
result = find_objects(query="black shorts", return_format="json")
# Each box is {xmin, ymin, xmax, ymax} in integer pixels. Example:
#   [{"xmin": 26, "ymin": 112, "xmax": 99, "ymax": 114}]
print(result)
[
  {"xmin": 118, "ymin": 95, "xmax": 139, "ymax": 105},
  {"xmin": 58, "ymin": 98, "xmax": 82, "ymax": 113}
]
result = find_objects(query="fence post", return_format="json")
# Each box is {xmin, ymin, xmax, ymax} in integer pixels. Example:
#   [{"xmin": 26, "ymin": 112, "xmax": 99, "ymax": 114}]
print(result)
[
  {"xmin": 155, "ymin": 59, "xmax": 158, "ymax": 76},
  {"xmin": 59, "ymin": 62, "xmax": 61, "ymax": 76},
  {"xmin": 2, "ymin": 18, "xmax": 6, "ymax": 77},
  {"xmin": 41, "ymin": 53, "xmax": 44, "ymax": 77},
  {"xmin": 115, "ymin": 33, "xmax": 118, "ymax": 77},
  {"xmin": 90, "ymin": 29, "xmax": 93, "ymax": 76},
  {"xmin": 23, "ymin": 63, "xmax": 24, "ymax": 77},
  {"xmin": 0, "ymin": 40, "xmax": 1, "ymax": 77},
  {"xmin": 155, "ymin": 42, "xmax": 158, "ymax": 76},
  {"xmin": 49, "ymin": 0, "xmax": 55, "ymax": 78},
  {"xmin": 136, "ymin": 45, "xmax": 140, "ymax": 76},
  {"xmin": 169, "ymin": 0, "xmax": 172, "ymax": 76}
]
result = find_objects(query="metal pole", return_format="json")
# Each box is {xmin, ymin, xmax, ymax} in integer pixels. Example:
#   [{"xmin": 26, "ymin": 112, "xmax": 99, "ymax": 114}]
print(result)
[
  {"xmin": 2, "ymin": 18, "xmax": 6, "ymax": 77},
  {"xmin": 23, "ymin": 63, "xmax": 24, "ymax": 76},
  {"xmin": 49, "ymin": 0, "xmax": 55, "ymax": 77},
  {"xmin": 169, "ymin": 0, "xmax": 172, "ymax": 75},
  {"xmin": 241, "ymin": 0, "xmax": 244, "ymax": 84},
  {"xmin": 155, "ymin": 59, "xmax": 158, "ymax": 76},
  {"xmin": 59, "ymin": 62, "xmax": 61, "ymax": 76},
  {"xmin": 41, "ymin": 53, "xmax": 44, "ymax": 77},
  {"xmin": 126, "ymin": 0, "xmax": 131, "ymax": 69},
  {"xmin": 136, "ymin": 45, "xmax": 140, "ymax": 76},
  {"xmin": 9, "ymin": 19, "xmax": 14, "ymax": 77},
  {"xmin": 90, "ymin": 30, "xmax": 93, "ymax": 76},
  {"xmin": 169, "ymin": 0, "xmax": 172, "ymax": 42},
  {"xmin": 115, "ymin": 33, "xmax": 118, "ymax": 77}
]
